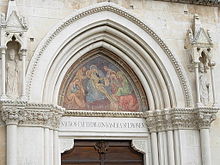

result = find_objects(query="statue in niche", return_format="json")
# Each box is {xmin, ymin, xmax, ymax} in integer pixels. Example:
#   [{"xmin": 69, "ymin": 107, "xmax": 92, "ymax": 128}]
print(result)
[
  {"xmin": 199, "ymin": 62, "xmax": 210, "ymax": 106},
  {"xmin": 6, "ymin": 48, "xmax": 19, "ymax": 99}
]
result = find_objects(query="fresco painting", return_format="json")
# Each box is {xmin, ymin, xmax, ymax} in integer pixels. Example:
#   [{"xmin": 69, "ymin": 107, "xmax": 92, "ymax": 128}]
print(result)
[{"xmin": 63, "ymin": 56, "xmax": 141, "ymax": 111}]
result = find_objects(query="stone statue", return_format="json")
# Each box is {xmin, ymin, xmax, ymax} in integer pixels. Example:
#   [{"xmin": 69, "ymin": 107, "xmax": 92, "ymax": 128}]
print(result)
[
  {"xmin": 6, "ymin": 48, "xmax": 19, "ymax": 99},
  {"xmin": 199, "ymin": 62, "xmax": 209, "ymax": 106}
]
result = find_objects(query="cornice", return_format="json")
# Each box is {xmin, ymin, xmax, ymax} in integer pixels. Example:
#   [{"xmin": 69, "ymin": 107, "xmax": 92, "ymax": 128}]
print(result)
[
  {"xmin": 154, "ymin": 0, "xmax": 220, "ymax": 7},
  {"xmin": 64, "ymin": 110, "xmax": 144, "ymax": 118}
]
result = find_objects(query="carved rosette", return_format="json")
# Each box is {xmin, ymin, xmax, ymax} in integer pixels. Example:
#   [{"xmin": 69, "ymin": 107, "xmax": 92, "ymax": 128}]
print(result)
[
  {"xmin": 0, "ymin": 100, "xmax": 64, "ymax": 128},
  {"xmin": 144, "ymin": 107, "xmax": 219, "ymax": 132}
]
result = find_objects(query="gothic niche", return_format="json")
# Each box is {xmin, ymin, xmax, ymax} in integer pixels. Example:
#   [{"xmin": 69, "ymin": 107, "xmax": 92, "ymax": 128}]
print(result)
[
  {"xmin": 58, "ymin": 49, "xmax": 148, "ymax": 112},
  {"xmin": 6, "ymin": 39, "xmax": 21, "ymax": 99},
  {"xmin": 199, "ymin": 52, "xmax": 210, "ymax": 106}
]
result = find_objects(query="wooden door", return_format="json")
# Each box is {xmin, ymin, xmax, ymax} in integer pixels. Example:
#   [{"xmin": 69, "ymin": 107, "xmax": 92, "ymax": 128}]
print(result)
[{"xmin": 61, "ymin": 140, "xmax": 144, "ymax": 165}]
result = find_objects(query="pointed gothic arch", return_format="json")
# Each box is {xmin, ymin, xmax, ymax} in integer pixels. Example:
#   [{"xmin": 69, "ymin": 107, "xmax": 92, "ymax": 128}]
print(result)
[{"xmin": 26, "ymin": 2, "xmax": 192, "ymax": 110}]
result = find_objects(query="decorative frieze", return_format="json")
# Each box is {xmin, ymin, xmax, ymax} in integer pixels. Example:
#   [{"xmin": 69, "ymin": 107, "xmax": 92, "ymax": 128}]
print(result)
[
  {"xmin": 0, "ymin": 100, "xmax": 64, "ymax": 129},
  {"xmin": 64, "ymin": 110, "xmax": 144, "ymax": 118},
  {"xmin": 0, "ymin": 100, "xmax": 218, "ymax": 131},
  {"xmin": 144, "ymin": 107, "xmax": 219, "ymax": 132}
]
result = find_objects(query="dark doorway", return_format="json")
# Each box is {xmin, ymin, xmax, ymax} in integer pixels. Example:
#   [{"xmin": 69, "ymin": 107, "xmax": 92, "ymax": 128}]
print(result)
[{"xmin": 61, "ymin": 140, "xmax": 144, "ymax": 165}]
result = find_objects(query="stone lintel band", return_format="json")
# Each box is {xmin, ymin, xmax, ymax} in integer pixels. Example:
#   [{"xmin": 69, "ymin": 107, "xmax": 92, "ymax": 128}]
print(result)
[{"xmin": 0, "ymin": 101, "xmax": 218, "ymax": 131}]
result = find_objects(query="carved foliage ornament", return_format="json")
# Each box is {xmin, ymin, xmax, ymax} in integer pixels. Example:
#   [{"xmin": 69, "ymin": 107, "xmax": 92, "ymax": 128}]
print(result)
[
  {"xmin": 144, "ymin": 108, "xmax": 218, "ymax": 132},
  {"xmin": 0, "ymin": 100, "xmax": 64, "ymax": 128}
]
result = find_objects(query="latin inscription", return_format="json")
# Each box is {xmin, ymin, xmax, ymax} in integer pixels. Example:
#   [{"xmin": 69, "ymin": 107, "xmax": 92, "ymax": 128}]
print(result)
[{"xmin": 60, "ymin": 120, "xmax": 146, "ymax": 129}]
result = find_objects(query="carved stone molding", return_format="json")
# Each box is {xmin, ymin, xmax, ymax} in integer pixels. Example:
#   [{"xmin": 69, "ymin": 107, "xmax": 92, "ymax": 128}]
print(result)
[
  {"xmin": 60, "ymin": 138, "xmax": 74, "ymax": 153},
  {"xmin": 1, "ymin": 106, "xmax": 20, "ymax": 125},
  {"xmin": 0, "ymin": 100, "xmax": 64, "ymax": 128},
  {"xmin": 131, "ymin": 139, "xmax": 148, "ymax": 154},
  {"xmin": 197, "ymin": 109, "xmax": 217, "ymax": 129},
  {"xmin": 64, "ymin": 110, "xmax": 144, "ymax": 118},
  {"xmin": 144, "ymin": 107, "xmax": 219, "ymax": 132}
]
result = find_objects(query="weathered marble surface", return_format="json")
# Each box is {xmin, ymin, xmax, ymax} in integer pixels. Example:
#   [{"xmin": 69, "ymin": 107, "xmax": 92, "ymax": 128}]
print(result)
[{"xmin": 0, "ymin": 0, "xmax": 220, "ymax": 165}]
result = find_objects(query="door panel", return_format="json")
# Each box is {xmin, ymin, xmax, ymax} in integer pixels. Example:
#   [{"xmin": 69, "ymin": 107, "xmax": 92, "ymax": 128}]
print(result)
[{"xmin": 61, "ymin": 140, "xmax": 144, "ymax": 165}]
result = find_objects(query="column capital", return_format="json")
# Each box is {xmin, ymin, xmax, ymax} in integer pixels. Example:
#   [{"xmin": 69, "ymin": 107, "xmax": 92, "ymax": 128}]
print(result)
[
  {"xmin": 144, "ymin": 108, "xmax": 219, "ymax": 132},
  {"xmin": 197, "ymin": 109, "xmax": 217, "ymax": 129},
  {"xmin": 1, "ymin": 106, "xmax": 20, "ymax": 125},
  {"xmin": 0, "ymin": 101, "xmax": 65, "ymax": 128}
]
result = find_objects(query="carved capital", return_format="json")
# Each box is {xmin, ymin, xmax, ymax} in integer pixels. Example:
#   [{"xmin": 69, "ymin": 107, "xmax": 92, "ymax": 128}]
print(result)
[
  {"xmin": 1, "ymin": 106, "xmax": 20, "ymax": 125},
  {"xmin": 0, "ymin": 100, "xmax": 65, "ymax": 128},
  {"xmin": 145, "ymin": 112, "xmax": 157, "ymax": 133},
  {"xmin": 144, "ymin": 107, "xmax": 219, "ymax": 132},
  {"xmin": 197, "ymin": 109, "xmax": 217, "ymax": 129}
]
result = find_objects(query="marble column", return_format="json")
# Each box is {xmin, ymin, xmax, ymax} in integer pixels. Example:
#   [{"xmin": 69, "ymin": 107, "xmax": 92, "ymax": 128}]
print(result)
[
  {"xmin": 44, "ymin": 128, "xmax": 50, "ymax": 165},
  {"xmin": 54, "ymin": 130, "xmax": 60, "ymax": 165},
  {"xmin": 167, "ymin": 130, "xmax": 175, "ymax": 165},
  {"xmin": 200, "ymin": 128, "xmax": 211, "ymax": 165},
  {"xmin": 7, "ymin": 123, "xmax": 18, "ymax": 165},
  {"xmin": 50, "ymin": 129, "xmax": 54, "ymax": 165},
  {"xmin": 151, "ymin": 132, "xmax": 159, "ymax": 165},
  {"xmin": 209, "ymin": 62, "xmax": 217, "ymax": 106},
  {"xmin": 174, "ymin": 130, "xmax": 181, "ymax": 165},
  {"xmin": 158, "ymin": 132, "xmax": 165, "ymax": 165},
  {"xmin": 0, "ymin": 47, "xmax": 7, "ymax": 99},
  {"xmin": 194, "ymin": 62, "xmax": 201, "ymax": 107},
  {"xmin": 20, "ymin": 49, "xmax": 27, "ymax": 100},
  {"xmin": 58, "ymin": 138, "xmax": 61, "ymax": 165}
]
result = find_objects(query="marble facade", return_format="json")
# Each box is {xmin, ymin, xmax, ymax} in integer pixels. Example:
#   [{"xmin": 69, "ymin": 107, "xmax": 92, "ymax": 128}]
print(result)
[{"xmin": 0, "ymin": 0, "xmax": 220, "ymax": 165}]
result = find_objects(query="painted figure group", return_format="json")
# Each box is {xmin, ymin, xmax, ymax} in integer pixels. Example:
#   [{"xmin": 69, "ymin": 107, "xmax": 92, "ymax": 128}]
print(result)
[{"xmin": 64, "ymin": 64, "xmax": 139, "ymax": 111}]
